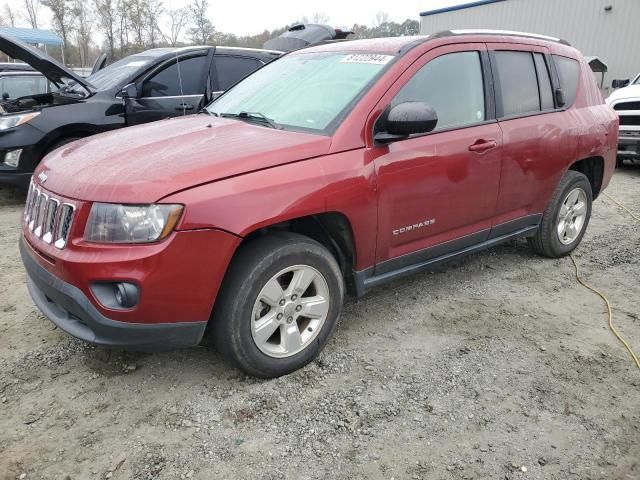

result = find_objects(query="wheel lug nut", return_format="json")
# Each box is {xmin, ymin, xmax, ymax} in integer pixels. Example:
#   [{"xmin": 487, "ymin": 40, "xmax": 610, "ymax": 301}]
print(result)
[
  {"xmin": 277, "ymin": 313, "xmax": 283, "ymax": 320},
  {"xmin": 279, "ymin": 299, "xmax": 285, "ymax": 306},
  {"xmin": 291, "ymin": 294, "xmax": 297, "ymax": 300},
  {"xmin": 287, "ymin": 316, "xmax": 293, "ymax": 323},
  {"xmin": 295, "ymin": 305, "xmax": 302, "ymax": 312}
]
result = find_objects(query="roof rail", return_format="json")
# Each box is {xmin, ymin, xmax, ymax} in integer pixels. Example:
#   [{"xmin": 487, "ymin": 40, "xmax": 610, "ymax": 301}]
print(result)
[{"xmin": 431, "ymin": 29, "xmax": 571, "ymax": 46}]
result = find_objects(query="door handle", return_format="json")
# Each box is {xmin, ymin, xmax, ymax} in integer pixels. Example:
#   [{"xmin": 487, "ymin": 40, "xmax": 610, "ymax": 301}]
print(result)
[
  {"xmin": 468, "ymin": 139, "xmax": 497, "ymax": 153},
  {"xmin": 176, "ymin": 103, "xmax": 194, "ymax": 111}
]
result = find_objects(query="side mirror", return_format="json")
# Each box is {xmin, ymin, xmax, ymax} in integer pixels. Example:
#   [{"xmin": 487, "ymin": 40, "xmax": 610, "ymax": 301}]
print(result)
[
  {"xmin": 555, "ymin": 87, "xmax": 566, "ymax": 108},
  {"xmin": 612, "ymin": 79, "xmax": 630, "ymax": 89},
  {"xmin": 375, "ymin": 102, "xmax": 438, "ymax": 142},
  {"xmin": 121, "ymin": 83, "xmax": 138, "ymax": 99}
]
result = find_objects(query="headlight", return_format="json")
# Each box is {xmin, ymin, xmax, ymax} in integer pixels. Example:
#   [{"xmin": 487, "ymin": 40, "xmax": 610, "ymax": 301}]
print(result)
[
  {"xmin": 0, "ymin": 112, "xmax": 40, "ymax": 131},
  {"xmin": 84, "ymin": 203, "xmax": 183, "ymax": 243}
]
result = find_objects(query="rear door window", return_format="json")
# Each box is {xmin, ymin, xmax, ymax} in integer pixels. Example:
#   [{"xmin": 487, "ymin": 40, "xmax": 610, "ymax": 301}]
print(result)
[
  {"xmin": 493, "ymin": 51, "xmax": 540, "ymax": 117},
  {"xmin": 391, "ymin": 51, "xmax": 486, "ymax": 131},
  {"xmin": 141, "ymin": 55, "xmax": 206, "ymax": 97},
  {"xmin": 534, "ymin": 53, "xmax": 555, "ymax": 111},
  {"xmin": 553, "ymin": 55, "xmax": 580, "ymax": 107},
  {"xmin": 214, "ymin": 56, "xmax": 262, "ymax": 91}
]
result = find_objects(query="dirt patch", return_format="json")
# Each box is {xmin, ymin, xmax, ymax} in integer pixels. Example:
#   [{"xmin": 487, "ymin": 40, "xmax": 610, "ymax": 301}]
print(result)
[{"xmin": 1, "ymin": 168, "xmax": 639, "ymax": 480}]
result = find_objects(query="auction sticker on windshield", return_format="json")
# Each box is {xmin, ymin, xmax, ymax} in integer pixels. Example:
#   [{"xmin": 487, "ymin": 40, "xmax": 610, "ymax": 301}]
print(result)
[{"xmin": 341, "ymin": 54, "xmax": 394, "ymax": 65}]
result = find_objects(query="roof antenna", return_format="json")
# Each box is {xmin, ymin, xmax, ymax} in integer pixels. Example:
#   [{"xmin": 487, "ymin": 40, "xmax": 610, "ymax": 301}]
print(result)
[{"xmin": 175, "ymin": 50, "xmax": 186, "ymax": 116}]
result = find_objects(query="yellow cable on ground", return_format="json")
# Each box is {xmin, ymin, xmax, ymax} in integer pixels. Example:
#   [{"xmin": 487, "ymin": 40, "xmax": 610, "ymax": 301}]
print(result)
[
  {"xmin": 568, "ymin": 191, "xmax": 640, "ymax": 371},
  {"xmin": 603, "ymin": 192, "xmax": 640, "ymax": 222},
  {"xmin": 569, "ymin": 254, "xmax": 640, "ymax": 370}
]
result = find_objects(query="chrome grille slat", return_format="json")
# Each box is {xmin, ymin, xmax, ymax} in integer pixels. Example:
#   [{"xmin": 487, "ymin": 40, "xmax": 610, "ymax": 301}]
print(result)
[
  {"xmin": 54, "ymin": 204, "xmax": 75, "ymax": 249},
  {"xmin": 24, "ymin": 182, "xmax": 34, "ymax": 221},
  {"xmin": 34, "ymin": 193, "xmax": 49, "ymax": 237},
  {"xmin": 29, "ymin": 189, "xmax": 41, "ymax": 231},
  {"xmin": 42, "ymin": 198, "xmax": 59, "ymax": 244},
  {"xmin": 24, "ymin": 181, "xmax": 75, "ymax": 250}
]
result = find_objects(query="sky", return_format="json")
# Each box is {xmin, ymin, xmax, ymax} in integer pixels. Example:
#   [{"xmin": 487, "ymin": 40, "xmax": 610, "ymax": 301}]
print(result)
[
  {"xmin": 1, "ymin": 0, "xmax": 471, "ymax": 37},
  {"xmin": 193, "ymin": 0, "xmax": 471, "ymax": 36}
]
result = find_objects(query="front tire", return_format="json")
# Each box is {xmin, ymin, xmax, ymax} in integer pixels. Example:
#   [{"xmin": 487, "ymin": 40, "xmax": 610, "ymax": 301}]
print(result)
[
  {"xmin": 211, "ymin": 233, "xmax": 344, "ymax": 378},
  {"xmin": 528, "ymin": 170, "xmax": 592, "ymax": 258}
]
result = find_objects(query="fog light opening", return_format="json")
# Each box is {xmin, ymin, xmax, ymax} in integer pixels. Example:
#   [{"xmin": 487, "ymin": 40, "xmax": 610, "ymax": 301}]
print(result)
[
  {"xmin": 3, "ymin": 149, "xmax": 22, "ymax": 168},
  {"xmin": 91, "ymin": 281, "xmax": 139, "ymax": 310},
  {"xmin": 113, "ymin": 282, "xmax": 138, "ymax": 308}
]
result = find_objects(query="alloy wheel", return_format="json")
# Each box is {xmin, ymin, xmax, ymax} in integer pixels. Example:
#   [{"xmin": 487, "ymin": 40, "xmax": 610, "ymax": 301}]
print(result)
[
  {"xmin": 557, "ymin": 187, "xmax": 588, "ymax": 245},
  {"xmin": 250, "ymin": 265, "xmax": 330, "ymax": 358}
]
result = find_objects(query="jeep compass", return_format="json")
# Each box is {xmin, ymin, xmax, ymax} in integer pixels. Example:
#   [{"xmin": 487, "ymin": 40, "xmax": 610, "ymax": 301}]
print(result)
[{"xmin": 21, "ymin": 31, "xmax": 618, "ymax": 378}]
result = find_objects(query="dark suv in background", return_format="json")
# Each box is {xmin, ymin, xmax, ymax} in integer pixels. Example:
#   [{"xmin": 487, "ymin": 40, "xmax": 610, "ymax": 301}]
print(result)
[{"xmin": 0, "ymin": 33, "xmax": 281, "ymax": 187}]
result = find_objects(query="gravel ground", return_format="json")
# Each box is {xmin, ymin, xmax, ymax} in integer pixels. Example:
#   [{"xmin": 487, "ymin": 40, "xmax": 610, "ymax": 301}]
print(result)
[{"xmin": 0, "ymin": 167, "xmax": 638, "ymax": 480}]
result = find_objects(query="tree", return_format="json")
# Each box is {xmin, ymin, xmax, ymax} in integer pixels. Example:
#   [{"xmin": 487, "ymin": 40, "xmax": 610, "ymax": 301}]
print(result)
[
  {"xmin": 145, "ymin": 0, "xmax": 164, "ymax": 48},
  {"xmin": 163, "ymin": 7, "xmax": 189, "ymax": 47},
  {"xmin": 117, "ymin": 0, "xmax": 130, "ymax": 56},
  {"xmin": 128, "ymin": 0, "xmax": 147, "ymax": 47},
  {"xmin": 24, "ymin": 0, "xmax": 41, "ymax": 29},
  {"xmin": 399, "ymin": 19, "xmax": 420, "ymax": 36},
  {"xmin": 73, "ymin": 0, "xmax": 93, "ymax": 67},
  {"xmin": 188, "ymin": 0, "xmax": 214, "ymax": 45},
  {"xmin": 300, "ymin": 12, "xmax": 329, "ymax": 24},
  {"xmin": 3, "ymin": 4, "xmax": 17, "ymax": 26},
  {"xmin": 373, "ymin": 11, "xmax": 390, "ymax": 28},
  {"xmin": 94, "ymin": 0, "xmax": 118, "ymax": 58},
  {"xmin": 42, "ymin": 0, "xmax": 74, "ymax": 64}
]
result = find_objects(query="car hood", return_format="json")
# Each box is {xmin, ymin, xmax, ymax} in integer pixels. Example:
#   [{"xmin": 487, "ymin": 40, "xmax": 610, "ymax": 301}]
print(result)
[
  {"xmin": 0, "ymin": 32, "xmax": 93, "ymax": 91},
  {"xmin": 37, "ymin": 115, "xmax": 332, "ymax": 203},
  {"xmin": 606, "ymin": 84, "xmax": 640, "ymax": 105}
]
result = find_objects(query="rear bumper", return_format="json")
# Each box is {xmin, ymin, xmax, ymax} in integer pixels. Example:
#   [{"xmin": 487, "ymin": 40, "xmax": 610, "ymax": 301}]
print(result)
[
  {"xmin": 618, "ymin": 135, "xmax": 640, "ymax": 158},
  {"xmin": 21, "ymin": 237, "xmax": 207, "ymax": 351}
]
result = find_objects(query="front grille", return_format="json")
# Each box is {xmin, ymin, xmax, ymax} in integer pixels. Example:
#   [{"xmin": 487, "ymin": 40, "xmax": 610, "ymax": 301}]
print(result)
[
  {"xmin": 619, "ymin": 115, "xmax": 640, "ymax": 126},
  {"xmin": 614, "ymin": 101, "xmax": 640, "ymax": 111},
  {"xmin": 24, "ymin": 181, "xmax": 75, "ymax": 249}
]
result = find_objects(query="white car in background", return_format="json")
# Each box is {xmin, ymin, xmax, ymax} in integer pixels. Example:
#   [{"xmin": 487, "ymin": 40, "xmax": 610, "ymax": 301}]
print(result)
[{"xmin": 606, "ymin": 74, "xmax": 640, "ymax": 166}]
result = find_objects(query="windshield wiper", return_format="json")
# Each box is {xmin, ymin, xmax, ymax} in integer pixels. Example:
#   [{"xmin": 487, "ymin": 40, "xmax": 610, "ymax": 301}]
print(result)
[{"xmin": 219, "ymin": 111, "xmax": 282, "ymax": 129}]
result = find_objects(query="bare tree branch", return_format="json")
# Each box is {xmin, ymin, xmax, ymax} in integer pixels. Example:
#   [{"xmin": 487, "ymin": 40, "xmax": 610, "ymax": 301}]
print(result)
[{"xmin": 23, "ymin": 0, "xmax": 41, "ymax": 29}]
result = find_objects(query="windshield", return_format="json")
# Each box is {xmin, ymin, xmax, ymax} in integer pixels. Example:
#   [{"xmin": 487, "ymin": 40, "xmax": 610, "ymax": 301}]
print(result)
[
  {"xmin": 87, "ymin": 55, "xmax": 156, "ymax": 90},
  {"xmin": 207, "ymin": 52, "xmax": 394, "ymax": 133}
]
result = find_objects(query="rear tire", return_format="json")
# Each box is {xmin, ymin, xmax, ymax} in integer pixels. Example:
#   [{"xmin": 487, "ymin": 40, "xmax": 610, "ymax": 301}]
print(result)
[
  {"xmin": 211, "ymin": 233, "xmax": 344, "ymax": 378},
  {"xmin": 528, "ymin": 170, "xmax": 592, "ymax": 258}
]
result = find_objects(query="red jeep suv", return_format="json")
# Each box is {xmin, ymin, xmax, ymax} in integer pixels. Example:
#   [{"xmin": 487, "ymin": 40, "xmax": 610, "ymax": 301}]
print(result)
[{"xmin": 20, "ymin": 31, "xmax": 618, "ymax": 378}]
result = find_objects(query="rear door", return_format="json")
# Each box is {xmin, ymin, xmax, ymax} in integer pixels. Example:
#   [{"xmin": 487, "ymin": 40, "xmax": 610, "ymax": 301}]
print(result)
[
  {"xmin": 210, "ymin": 55, "xmax": 264, "ymax": 99},
  {"xmin": 126, "ymin": 52, "xmax": 211, "ymax": 125},
  {"xmin": 488, "ymin": 43, "xmax": 578, "ymax": 228}
]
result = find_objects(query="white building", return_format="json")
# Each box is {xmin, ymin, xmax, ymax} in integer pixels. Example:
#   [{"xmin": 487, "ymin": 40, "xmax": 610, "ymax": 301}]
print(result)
[{"xmin": 419, "ymin": 0, "xmax": 640, "ymax": 96}]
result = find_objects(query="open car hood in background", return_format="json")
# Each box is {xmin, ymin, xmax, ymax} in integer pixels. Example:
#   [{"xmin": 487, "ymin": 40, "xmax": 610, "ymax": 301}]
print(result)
[
  {"xmin": 0, "ymin": 32, "xmax": 94, "ymax": 91},
  {"xmin": 264, "ymin": 24, "xmax": 353, "ymax": 52}
]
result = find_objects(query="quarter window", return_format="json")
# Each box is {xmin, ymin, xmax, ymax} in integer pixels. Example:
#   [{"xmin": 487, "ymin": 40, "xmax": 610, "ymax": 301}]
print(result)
[
  {"xmin": 392, "ymin": 51, "xmax": 485, "ymax": 131},
  {"xmin": 553, "ymin": 55, "xmax": 580, "ymax": 107},
  {"xmin": 0, "ymin": 75, "xmax": 50, "ymax": 99},
  {"xmin": 141, "ymin": 56, "xmax": 206, "ymax": 97},
  {"xmin": 214, "ymin": 56, "xmax": 262, "ymax": 91},
  {"xmin": 493, "ymin": 51, "xmax": 540, "ymax": 116}
]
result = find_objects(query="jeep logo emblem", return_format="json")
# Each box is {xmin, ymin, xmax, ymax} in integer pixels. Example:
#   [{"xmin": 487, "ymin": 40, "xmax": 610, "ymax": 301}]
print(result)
[{"xmin": 38, "ymin": 172, "xmax": 47, "ymax": 184}]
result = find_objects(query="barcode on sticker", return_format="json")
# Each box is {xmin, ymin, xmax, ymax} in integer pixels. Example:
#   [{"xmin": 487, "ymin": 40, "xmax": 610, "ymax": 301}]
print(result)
[{"xmin": 341, "ymin": 54, "xmax": 394, "ymax": 65}]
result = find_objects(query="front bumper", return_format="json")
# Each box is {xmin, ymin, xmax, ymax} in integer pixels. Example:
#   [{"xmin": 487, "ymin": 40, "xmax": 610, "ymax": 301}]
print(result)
[
  {"xmin": 21, "ymin": 237, "xmax": 208, "ymax": 351},
  {"xmin": 0, "ymin": 170, "xmax": 31, "ymax": 188}
]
